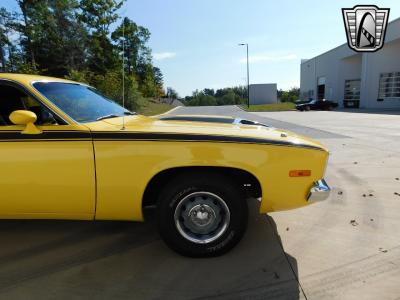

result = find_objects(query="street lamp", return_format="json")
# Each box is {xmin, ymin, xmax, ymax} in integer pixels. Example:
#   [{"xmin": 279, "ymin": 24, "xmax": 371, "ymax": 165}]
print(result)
[{"xmin": 239, "ymin": 43, "xmax": 250, "ymax": 108}]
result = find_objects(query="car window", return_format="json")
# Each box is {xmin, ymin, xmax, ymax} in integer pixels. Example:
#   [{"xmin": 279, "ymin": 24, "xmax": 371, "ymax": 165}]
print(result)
[
  {"xmin": 0, "ymin": 84, "xmax": 58, "ymax": 126},
  {"xmin": 33, "ymin": 82, "xmax": 132, "ymax": 123}
]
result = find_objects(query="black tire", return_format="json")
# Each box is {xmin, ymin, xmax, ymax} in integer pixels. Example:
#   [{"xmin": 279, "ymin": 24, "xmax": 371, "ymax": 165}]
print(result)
[
  {"xmin": 157, "ymin": 171, "xmax": 248, "ymax": 257},
  {"xmin": 305, "ymin": 105, "xmax": 310, "ymax": 111}
]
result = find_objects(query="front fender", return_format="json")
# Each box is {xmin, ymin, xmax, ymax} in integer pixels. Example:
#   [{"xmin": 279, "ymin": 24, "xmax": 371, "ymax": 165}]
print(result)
[{"xmin": 93, "ymin": 140, "xmax": 328, "ymax": 221}]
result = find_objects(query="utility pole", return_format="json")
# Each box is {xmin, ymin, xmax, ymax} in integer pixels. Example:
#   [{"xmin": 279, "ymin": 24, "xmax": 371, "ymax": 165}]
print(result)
[{"xmin": 239, "ymin": 43, "xmax": 250, "ymax": 107}]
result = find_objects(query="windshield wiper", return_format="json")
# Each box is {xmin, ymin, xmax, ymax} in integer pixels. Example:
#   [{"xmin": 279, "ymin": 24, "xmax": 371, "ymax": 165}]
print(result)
[
  {"xmin": 96, "ymin": 111, "xmax": 136, "ymax": 121},
  {"xmin": 96, "ymin": 114, "xmax": 120, "ymax": 121}
]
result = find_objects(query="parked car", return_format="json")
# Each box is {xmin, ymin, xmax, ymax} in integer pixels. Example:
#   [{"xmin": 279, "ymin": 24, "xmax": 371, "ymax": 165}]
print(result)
[
  {"xmin": 296, "ymin": 99, "xmax": 338, "ymax": 111},
  {"xmin": 0, "ymin": 74, "xmax": 331, "ymax": 257},
  {"xmin": 294, "ymin": 98, "xmax": 312, "ymax": 105}
]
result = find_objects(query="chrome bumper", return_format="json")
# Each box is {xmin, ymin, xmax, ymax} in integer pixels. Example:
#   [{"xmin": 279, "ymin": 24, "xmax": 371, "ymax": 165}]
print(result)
[{"xmin": 307, "ymin": 179, "xmax": 330, "ymax": 202}]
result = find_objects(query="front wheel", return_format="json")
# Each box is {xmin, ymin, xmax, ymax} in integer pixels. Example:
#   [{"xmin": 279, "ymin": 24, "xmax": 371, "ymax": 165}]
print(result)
[{"xmin": 157, "ymin": 172, "xmax": 248, "ymax": 257}]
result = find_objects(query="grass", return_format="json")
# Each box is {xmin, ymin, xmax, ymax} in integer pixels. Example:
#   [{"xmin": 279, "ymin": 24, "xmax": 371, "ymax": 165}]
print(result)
[
  {"xmin": 136, "ymin": 99, "xmax": 175, "ymax": 116},
  {"xmin": 240, "ymin": 102, "xmax": 296, "ymax": 112}
]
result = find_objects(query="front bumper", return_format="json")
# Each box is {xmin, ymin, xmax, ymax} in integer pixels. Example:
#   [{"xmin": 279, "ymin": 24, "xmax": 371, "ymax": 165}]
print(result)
[{"xmin": 307, "ymin": 179, "xmax": 330, "ymax": 202}]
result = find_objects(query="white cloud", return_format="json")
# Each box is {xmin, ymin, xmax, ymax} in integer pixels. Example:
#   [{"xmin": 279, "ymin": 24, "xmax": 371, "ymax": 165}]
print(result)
[
  {"xmin": 153, "ymin": 52, "xmax": 177, "ymax": 61},
  {"xmin": 240, "ymin": 53, "xmax": 297, "ymax": 63}
]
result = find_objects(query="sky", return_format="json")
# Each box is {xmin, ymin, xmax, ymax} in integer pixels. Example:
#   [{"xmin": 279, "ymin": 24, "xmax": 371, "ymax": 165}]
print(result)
[{"xmin": 2, "ymin": 0, "xmax": 400, "ymax": 97}]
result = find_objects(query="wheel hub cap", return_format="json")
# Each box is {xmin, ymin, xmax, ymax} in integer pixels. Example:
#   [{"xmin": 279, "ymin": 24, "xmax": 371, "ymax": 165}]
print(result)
[{"xmin": 174, "ymin": 192, "xmax": 231, "ymax": 244}]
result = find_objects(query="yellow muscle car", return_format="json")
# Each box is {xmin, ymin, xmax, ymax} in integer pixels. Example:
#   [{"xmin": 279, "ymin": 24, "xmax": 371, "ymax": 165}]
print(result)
[{"xmin": 0, "ymin": 74, "xmax": 330, "ymax": 257}]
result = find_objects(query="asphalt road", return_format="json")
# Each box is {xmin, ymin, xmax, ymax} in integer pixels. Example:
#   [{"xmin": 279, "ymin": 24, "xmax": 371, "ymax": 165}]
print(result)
[{"xmin": 1, "ymin": 106, "xmax": 399, "ymax": 300}]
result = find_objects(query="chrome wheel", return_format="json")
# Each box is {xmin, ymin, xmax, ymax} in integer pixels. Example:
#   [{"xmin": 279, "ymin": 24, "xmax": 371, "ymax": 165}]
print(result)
[{"xmin": 174, "ymin": 191, "xmax": 231, "ymax": 244}]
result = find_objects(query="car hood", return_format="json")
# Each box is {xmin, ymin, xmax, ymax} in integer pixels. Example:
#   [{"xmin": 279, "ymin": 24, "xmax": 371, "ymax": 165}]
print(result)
[{"xmin": 84, "ymin": 114, "xmax": 327, "ymax": 151}]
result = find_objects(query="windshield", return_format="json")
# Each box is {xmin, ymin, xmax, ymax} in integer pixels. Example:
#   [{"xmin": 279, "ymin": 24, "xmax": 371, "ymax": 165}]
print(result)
[{"xmin": 33, "ymin": 82, "xmax": 132, "ymax": 123}]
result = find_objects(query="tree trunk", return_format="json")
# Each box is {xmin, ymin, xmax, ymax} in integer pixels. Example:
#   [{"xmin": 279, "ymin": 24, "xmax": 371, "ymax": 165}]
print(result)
[
  {"xmin": 19, "ymin": 0, "xmax": 36, "ymax": 69},
  {"xmin": 0, "ymin": 44, "xmax": 5, "ymax": 71}
]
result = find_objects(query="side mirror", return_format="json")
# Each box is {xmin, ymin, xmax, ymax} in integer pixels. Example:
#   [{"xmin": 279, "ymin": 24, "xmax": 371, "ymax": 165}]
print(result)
[{"xmin": 9, "ymin": 110, "xmax": 42, "ymax": 134}]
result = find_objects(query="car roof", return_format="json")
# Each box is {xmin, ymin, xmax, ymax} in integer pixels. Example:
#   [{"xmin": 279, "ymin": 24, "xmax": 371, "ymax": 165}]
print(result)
[{"xmin": 0, "ymin": 73, "xmax": 78, "ymax": 86}]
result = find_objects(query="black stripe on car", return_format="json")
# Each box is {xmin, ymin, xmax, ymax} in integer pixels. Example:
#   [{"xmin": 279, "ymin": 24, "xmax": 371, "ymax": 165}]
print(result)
[
  {"xmin": 92, "ymin": 132, "xmax": 323, "ymax": 150},
  {"xmin": 0, "ymin": 131, "xmax": 91, "ymax": 141},
  {"xmin": 0, "ymin": 130, "xmax": 323, "ymax": 151}
]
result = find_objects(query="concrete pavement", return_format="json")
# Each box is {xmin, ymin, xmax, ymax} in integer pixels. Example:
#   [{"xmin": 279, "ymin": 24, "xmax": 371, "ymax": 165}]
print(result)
[
  {"xmin": 0, "ymin": 203, "xmax": 302, "ymax": 300},
  {"xmin": 171, "ymin": 106, "xmax": 400, "ymax": 299}
]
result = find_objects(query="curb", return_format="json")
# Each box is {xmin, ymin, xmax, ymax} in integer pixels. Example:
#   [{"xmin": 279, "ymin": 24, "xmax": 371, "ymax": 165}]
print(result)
[{"xmin": 235, "ymin": 105, "xmax": 247, "ymax": 112}]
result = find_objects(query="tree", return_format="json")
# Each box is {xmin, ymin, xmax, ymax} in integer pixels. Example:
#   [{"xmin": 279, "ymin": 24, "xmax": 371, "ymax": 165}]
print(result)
[
  {"xmin": 66, "ymin": 70, "xmax": 142, "ymax": 111},
  {"xmin": 203, "ymin": 88, "xmax": 215, "ymax": 97},
  {"xmin": 79, "ymin": 0, "xmax": 124, "ymax": 74},
  {"xmin": 197, "ymin": 94, "xmax": 217, "ymax": 106},
  {"xmin": 218, "ymin": 90, "xmax": 235, "ymax": 105},
  {"xmin": 48, "ymin": 0, "xmax": 88, "ymax": 74},
  {"xmin": 153, "ymin": 67, "xmax": 163, "ymax": 87},
  {"xmin": 0, "ymin": 0, "xmax": 165, "ymax": 109},
  {"xmin": 184, "ymin": 85, "xmax": 246, "ymax": 106},
  {"xmin": 16, "ymin": 0, "xmax": 36, "ymax": 68},
  {"xmin": 166, "ymin": 87, "xmax": 178, "ymax": 99},
  {"xmin": 279, "ymin": 87, "xmax": 300, "ymax": 102},
  {"xmin": 112, "ymin": 17, "xmax": 163, "ymax": 98},
  {"xmin": 112, "ymin": 17, "xmax": 151, "ymax": 75},
  {"xmin": 8, "ymin": 0, "xmax": 88, "ymax": 75},
  {"xmin": 0, "ymin": 8, "xmax": 11, "ymax": 71}
]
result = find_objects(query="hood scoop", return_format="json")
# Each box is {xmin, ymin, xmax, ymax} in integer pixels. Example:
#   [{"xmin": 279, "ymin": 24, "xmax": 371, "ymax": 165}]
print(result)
[
  {"xmin": 234, "ymin": 119, "xmax": 269, "ymax": 127},
  {"xmin": 159, "ymin": 115, "xmax": 269, "ymax": 127}
]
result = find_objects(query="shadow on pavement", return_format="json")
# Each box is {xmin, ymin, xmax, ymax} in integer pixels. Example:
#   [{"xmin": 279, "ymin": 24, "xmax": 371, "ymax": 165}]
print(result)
[{"xmin": 0, "ymin": 200, "xmax": 301, "ymax": 300}]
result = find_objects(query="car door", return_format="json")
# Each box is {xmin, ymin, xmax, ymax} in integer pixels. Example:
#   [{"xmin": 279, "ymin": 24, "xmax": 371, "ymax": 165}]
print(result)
[
  {"xmin": 0, "ymin": 81, "xmax": 95, "ymax": 219},
  {"xmin": 314, "ymin": 101, "xmax": 323, "ymax": 109}
]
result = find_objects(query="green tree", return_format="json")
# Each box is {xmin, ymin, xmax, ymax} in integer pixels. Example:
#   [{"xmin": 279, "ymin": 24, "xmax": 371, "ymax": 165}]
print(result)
[
  {"xmin": 203, "ymin": 88, "xmax": 215, "ymax": 97},
  {"xmin": 185, "ymin": 91, "xmax": 217, "ymax": 106},
  {"xmin": 218, "ymin": 90, "xmax": 235, "ymax": 105},
  {"xmin": 112, "ymin": 17, "xmax": 163, "ymax": 97},
  {"xmin": 279, "ymin": 87, "xmax": 299, "ymax": 102},
  {"xmin": 1, "ymin": 0, "xmax": 164, "ymax": 111},
  {"xmin": 153, "ymin": 67, "xmax": 163, "ymax": 88},
  {"xmin": 48, "ymin": 0, "xmax": 88, "ymax": 74},
  {"xmin": 79, "ymin": 0, "xmax": 124, "ymax": 74},
  {"xmin": 66, "ymin": 70, "xmax": 142, "ymax": 111},
  {"xmin": 198, "ymin": 94, "xmax": 217, "ymax": 106},
  {"xmin": 112, "ymin": 17, "xmax": 151, "ymax": 75},
  {"xmin": 166, "ymin": 87, "xmax": 178, "ymax": 99},
  {"xmin": 0, "ymin": 8, "xmax": 11, "ymax": 71},
  {"xmin": 9, "ymin": 0, "xmax": 87, "ymax": 75},
  {"xmin": 16, "ymin": 0, "xmax": 36, "ymax": 68}
]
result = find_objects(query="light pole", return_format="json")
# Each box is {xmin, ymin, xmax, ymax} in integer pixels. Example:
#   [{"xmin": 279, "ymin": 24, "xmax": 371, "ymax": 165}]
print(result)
[{"xmin": 239, "ymin": 43, "xmax": 250, "ymax": 108}]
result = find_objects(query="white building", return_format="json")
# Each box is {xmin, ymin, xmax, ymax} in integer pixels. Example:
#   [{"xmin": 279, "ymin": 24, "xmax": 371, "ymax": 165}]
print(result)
[
  {"xmin": 249, "ymin": 83, "xmax": 277, "ymax": 105},
  {"xmin": 300, "ymin": 17, "xmax": 400, "ymax": 109}
]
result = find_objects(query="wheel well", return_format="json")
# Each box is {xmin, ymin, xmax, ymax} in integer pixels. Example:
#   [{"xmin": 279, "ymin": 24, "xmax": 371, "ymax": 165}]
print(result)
[{"xmin": 142, "ymin": 166, "xmax": 262, "ymax": 208}]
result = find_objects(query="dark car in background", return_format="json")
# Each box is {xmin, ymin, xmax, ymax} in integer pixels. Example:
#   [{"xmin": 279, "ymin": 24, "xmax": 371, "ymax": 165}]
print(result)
[{"xmin": 296, "ymin": 99, "xmax": 338, "ymax": 111}]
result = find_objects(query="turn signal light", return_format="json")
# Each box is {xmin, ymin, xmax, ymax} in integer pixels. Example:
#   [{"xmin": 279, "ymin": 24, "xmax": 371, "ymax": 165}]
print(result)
[{"xmin": 289, "ymin": 170, "xmax": 311, "ymax": 177}]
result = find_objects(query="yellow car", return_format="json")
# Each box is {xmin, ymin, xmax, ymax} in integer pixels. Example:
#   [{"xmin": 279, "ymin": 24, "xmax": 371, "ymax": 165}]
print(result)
[{"xmin": 0, "ymin": 73, "xmax": 330, "ymax": 257}]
